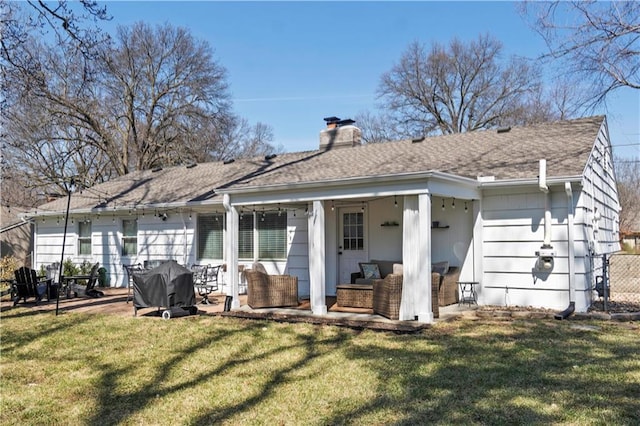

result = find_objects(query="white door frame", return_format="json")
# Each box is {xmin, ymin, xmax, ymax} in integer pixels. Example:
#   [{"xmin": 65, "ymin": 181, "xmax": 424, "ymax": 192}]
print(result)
[{"xmin": 337, "ymin": 206, "xmax": 368, "ymax": 284}]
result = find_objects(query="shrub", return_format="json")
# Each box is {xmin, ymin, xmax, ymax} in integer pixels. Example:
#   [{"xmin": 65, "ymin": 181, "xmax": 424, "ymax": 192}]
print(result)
[
  {"xmin": 62, "ymin": 258, "xmax": 80, "ymax": 276},
  {"xmin": 0, "ymin": 256, "xmax": 20, "ymax": 281}
]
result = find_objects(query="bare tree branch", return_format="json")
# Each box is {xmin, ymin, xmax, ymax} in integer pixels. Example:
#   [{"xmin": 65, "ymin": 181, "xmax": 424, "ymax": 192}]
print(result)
[{"xmin": 521, "ymin": 1, "xmax": 640, "ymax": 107}]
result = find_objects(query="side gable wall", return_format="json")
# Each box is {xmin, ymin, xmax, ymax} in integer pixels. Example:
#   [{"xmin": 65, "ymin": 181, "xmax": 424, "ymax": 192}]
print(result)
[
  {"xmin": 480, "ymin": 186, "xmax": 584, "ymax": 311},
  {"xmin": 577, "ymin": 120, "xmax": 620, "ymax": 256}
]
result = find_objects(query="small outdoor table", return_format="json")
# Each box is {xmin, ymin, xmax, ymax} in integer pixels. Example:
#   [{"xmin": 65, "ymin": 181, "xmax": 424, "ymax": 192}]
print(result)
[
  {"xmin": 61, "ymin": 275, "xmax": 91, "ymax": 298},
  {"xmin": 457, "ymin": 281, "xmax": 479, "ymax": 306}
]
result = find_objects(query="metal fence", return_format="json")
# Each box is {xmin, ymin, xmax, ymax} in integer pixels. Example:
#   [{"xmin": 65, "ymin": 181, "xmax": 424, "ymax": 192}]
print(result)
[
  {"xmin": 605, "ymin": 253, "xmax": 640, "ymax": 308},
  {"xmin": 591, "ymin": 253, "xmax": 640, "ymax": 312}
]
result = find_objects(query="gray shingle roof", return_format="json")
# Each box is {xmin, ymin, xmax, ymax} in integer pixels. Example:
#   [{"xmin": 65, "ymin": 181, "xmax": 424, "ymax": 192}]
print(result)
[{"xmin": 37, "ymin": 116, "xmax": 605, "ymax": 213}]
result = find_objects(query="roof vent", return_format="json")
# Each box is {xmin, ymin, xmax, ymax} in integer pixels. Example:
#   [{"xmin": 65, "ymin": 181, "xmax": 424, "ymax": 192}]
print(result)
[
  {"xmin": 186, "ymin": 163, "xmax": 197, "ymax": 169},
  {"xmin": 151, "ymin": 166, "xmax": 163, "ymax": 172},
  {"xmin": 412, "ymin": 136, "xmax": 425, "ymax": 143},
  {"xmin": 223, "ymin": 158, "xmax": 235, "ymax": 165},
  {"xmin": 265, "ymin": 154, "xmax": 277, "ymax": 161},
  {"xmin": 497, "ymin": 126, "xmax": 511, "ymax": 134}
]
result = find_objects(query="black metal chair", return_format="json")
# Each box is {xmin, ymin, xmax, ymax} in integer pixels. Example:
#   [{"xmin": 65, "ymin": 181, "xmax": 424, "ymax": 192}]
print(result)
[
  {"xmin": 13, "ymin": 267, "xmax": 52, "ymax": 306},
  {"xmin": 123, "ymin": 263, "xmax": 144, "ymax": 303},
  {"xmin": 192, "ymin": 264, "xmax": 221, "ymax": 304}
]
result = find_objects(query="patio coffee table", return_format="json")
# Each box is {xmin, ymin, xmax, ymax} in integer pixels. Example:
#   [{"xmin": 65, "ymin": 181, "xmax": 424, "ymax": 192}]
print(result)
[{"xmin": 336, "ymin": 284, "xmax": 373, "ymax": 309}]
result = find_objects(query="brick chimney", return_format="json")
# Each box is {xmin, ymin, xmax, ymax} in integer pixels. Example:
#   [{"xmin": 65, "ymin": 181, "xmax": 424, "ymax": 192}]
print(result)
[{"xmin": 319, "ymin": 117, "xmax": 361, "ymax": 150}]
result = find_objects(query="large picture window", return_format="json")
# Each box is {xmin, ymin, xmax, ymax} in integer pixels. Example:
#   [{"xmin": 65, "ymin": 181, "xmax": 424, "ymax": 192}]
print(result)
[
  {"xmin": 257, "ymin": 212, "xmax": 287, "ymax": 259},
  {"xmin": 238, "ymin": 211, "xmax": 287, "ymax": 260},
  {"xmin": 78, "ymin": 221, "xmax": 92, "ymax": 255},
  {"xmin": 122, "ymin": 219, "xmax": 138, "ymax": 256},
  {"xmin": 198, "ymin": 214, "xmax": 224, "ymax": 260}
]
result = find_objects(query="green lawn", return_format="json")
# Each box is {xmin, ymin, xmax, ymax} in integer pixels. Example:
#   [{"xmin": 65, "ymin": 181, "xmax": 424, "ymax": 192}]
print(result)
[{"xmin": 1, "ymin": 308, "xmax": 638, "ymax": 425}]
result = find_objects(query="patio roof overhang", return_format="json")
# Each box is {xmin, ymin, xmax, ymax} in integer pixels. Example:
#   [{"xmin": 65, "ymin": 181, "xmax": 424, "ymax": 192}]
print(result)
[{"xmin": 217, "ymin": 170, "xmax": 482, "ymax": 206}]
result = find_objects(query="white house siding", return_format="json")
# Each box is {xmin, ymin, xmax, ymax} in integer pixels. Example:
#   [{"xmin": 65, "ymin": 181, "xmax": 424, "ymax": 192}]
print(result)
[
  {"xmin": 575, "ymin": 122, "xmax": 621, "ymax": 302},
  {"xmin": 430, "ymin": 196, "xmax": 474, "ymax": 277},
  {"xmin": 480, "ymin": 187, "xmax": 590, "ymax": 311},
  {"xmin": 367, "ymin": 197, "xmax": 403, "ymax": 262},
  {"xmin": 34, "ymin": 219, "xmax": 76, "ymax": 270},
  {"xmin": 283, "ymin": 211, "xmax": 309, "ymax": 298}
]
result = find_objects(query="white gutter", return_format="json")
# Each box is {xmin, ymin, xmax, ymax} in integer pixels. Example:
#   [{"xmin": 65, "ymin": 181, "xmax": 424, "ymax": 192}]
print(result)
[
  {"xmin": 215, "ymin": 170, "xmax": 480, "ymax": 195},
  {"xmin": 479, "ymin": 175, "xmax": 583, "ymax": 188},
  {"xmin": 23, "ymin": 200, "xmax": 226, "ymax": 219}
]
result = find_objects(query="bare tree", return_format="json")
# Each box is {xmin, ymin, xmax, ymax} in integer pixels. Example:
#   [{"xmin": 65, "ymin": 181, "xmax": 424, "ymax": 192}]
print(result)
[
  {"xmin": 1, "ymin": 0, "xmax": 109, "ymax": 67},
  {"xmin": 100, "ymin": 22, "xmax": 233, "ymax": 174},
  {"xmin": 521, "ymin": 1, "xmax": 640, "ymax": 106},
  {"xmin": 353, "ymin": 111, "xmax": 405, "ymax": 144},
  {"xmin": 3, "ymin": 20, "xmax": 278, "ymax": 198},
  {"xmin": 377, "ymin": 34, "xmax": 550, "ymax": 137},
  {"xmin": 615, "ymin": 157, "xmax": 640, "ymax": 233}
]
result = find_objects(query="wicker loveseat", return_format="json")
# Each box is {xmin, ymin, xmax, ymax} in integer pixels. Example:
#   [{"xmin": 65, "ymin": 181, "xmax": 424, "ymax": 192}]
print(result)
[
  {"xmin": 246, "ymin": 263, "xmax": 299, "ymax": 309},
  {"xmin": 351, "ymin": 260, "xmax": 402, "ymax": 285}
]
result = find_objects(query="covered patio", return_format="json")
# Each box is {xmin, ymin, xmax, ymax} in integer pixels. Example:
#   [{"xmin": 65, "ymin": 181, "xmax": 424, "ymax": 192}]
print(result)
[
  {"xmin": 0, "ymin": 287, "xmax": 477, "ymax": 332},
  {"xmin": 221, "ymin": 173, "xmax": 481, "ymax": 325}
]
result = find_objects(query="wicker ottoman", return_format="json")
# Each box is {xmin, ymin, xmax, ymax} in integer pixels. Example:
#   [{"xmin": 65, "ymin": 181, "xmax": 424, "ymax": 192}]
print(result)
[{"xmin": 336, "ymin": 284, "xmax": 373, "ymax": 308}]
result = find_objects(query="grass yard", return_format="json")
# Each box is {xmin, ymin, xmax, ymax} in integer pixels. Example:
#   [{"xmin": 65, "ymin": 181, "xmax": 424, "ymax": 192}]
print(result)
[{"xmin": 1, "ymin": 308, "xmax": 639, "ymax": 425}]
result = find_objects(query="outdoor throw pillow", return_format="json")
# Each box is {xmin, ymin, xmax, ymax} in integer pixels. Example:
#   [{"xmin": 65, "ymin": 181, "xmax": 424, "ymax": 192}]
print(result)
[
  {"xmin": 431, "ymin": 261, "xmax": 449, "ymax": 276},
  {"xmin": 359, "ymin": 262, "xmax": 381, "ymax": 280}
]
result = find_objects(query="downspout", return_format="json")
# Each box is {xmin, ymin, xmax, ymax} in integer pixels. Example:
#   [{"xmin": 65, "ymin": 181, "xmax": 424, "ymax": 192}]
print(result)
[
  {"xmin": 536, "ymin": 160, "xmax": 555, "ymax": 271},
  {"xmin": 539, "ymin": 160, "xmax": 552, "ymax": 247},
  {"xmin": 180, "ymin": 211, "xmax": 188, "ymax": 266},
  {"xmin": 554, "ymin": 182, "xmax": 576, "ymax": 320}
]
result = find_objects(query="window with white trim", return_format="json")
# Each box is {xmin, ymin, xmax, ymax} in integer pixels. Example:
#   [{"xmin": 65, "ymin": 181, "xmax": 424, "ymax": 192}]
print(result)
[
  {"xmin": 78, "ymin": 220, "xmax": 92, "ymax": 255},
  {"xmin": 237, "ymin": 211, "xmax": 287, "ymax": 260},
  {"xmin": 257, "ymin": 212, "xmax": 287, "ymax": 259},
  {"xmin": 343, "ymin": 212, "xmax": 364, "ymax": 250},
  {"xmin": 238, "ymin": 213, "xmax": 254, "ymax": 260},
  {"xmin": 122, "ymin": 219, "xmax": 137, "ymax": 256},
  {"xmin": 198, "ymin": 214, "xmax": 224, "ymax": 259}
]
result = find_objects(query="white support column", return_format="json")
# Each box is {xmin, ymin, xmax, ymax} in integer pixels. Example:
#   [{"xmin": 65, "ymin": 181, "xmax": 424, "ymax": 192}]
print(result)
[
  {"xmin": 223, "ymin": 194, "xmax": 240, "ymax": 309},
  {"xmin": 415, "ymin": 193, "xmax": 433, "ymax": 323},
  {"xmin": 401, "ymin": 194, "xmax": 433, "ymax": 323},
  {"xmin": 400, "ymin": 195, "xmax": 418, "ymax": 320},
  {"xmin": 472, "ymin": 199, "xmax": 483, "ymax": 303},
  {"xmin": 308, "ymin": 200, "xmax": 327, "ymax": 315}
]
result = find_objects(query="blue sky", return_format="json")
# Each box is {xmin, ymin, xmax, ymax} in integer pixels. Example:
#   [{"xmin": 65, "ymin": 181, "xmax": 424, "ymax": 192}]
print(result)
[{"xmin": 104, "ymin": 1, "xmax": 639, "ymax": 158}]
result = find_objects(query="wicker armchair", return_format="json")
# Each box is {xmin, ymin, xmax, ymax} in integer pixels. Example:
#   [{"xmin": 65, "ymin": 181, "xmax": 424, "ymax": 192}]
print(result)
[
  {"xmin": 437, "ymin": 267, "xmax": 460, "ymax": 306},
  {"xmin": 246, "ymin": 267, "xmax": 299, "ymax": 309},
  {"xmin": 372, "ymin": 273, "xmax": 441, "ymax": 320},
  {"xmin": 372, "ymin": 274, "xmax": 403, "ymax": 320}
]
